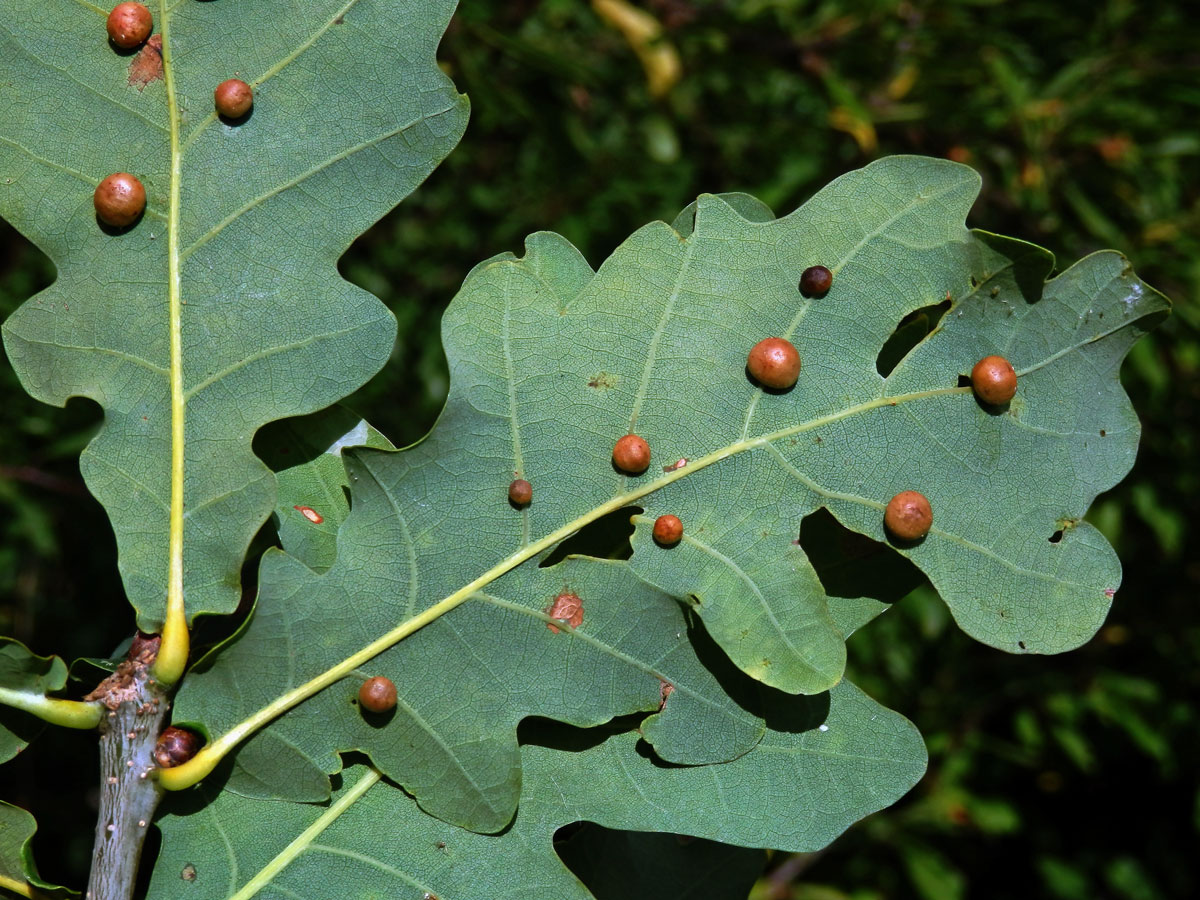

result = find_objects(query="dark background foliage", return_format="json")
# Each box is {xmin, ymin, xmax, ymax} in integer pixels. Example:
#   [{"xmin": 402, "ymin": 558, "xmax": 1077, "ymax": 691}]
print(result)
[{"xmin": 1, "ymin": 0, "xmax": 1196, "ymax": 896}]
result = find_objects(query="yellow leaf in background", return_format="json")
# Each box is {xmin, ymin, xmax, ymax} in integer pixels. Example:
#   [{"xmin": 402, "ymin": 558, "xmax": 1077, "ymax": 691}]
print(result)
[
  {"xmin": 886, "ymin": 64, "xmax": 918, "ymax": 101},
  {"xmin": 1143, "ymin": 221, "xmax": 1179, "ymax": 244},
  {"xmin": 1021, "ymin": 159, "xmax": 1044, "ymax": 188},
  {"xmin": 829, "ymin": 105, "xmax": 878, "ymax": 154},
  {"xmin": 593, "ymin": 0, "xmax": 682, "ymax": 98},
  {"xmin": 1023, "ymin": 98, "xmax": 1064, "ymax": 120}
]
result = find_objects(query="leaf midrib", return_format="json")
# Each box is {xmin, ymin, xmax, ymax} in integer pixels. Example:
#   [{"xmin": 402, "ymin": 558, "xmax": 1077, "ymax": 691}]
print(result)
[
  {"xmin": 162, "ymin": 176, "xmax": 1138, "ymax": 792},
  {"xmin": 154, "ymin": 0, "xmax": 188, "ymax": 683},
  {"xmin": 159, "ymin": 381, "xmax": 965, "ymax": 791}
]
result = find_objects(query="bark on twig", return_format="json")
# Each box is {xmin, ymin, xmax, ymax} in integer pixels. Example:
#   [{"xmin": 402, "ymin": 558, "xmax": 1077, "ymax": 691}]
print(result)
[{"xmin": 83, "ymin": 635, "xmax": 170, "ymax": 900}]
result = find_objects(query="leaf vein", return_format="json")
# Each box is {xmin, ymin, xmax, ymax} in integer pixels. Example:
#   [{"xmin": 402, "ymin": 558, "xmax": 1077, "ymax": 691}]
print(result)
[
  {"xmin": 679, "ymin": 528, "xmax": 812, "ymax": 666},
  {"xmin": 180, "ymin": 106, "xmax": 457, "ymax": 261},
  {"xmin": 179, "ymin": 0, "xmax": 366, "ymax": 154},
  {"xmin": 182, "ymin": 317, "xmax": 386, "ymax": 401},
  {"xmin": 628, "ymin": 230, "xmax": 696, "ymax": 431},
  {"xmin": 0, "ymin": 23, "xmax": 169, "ymax": 135},
  {"xmin": 499, "ymin": 269, "xmax": 529, "ymax": 546}
]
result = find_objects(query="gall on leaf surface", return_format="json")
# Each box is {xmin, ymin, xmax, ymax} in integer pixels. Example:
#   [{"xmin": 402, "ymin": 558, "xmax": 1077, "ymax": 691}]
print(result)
[
  {"xmin": 0, "ymin": 0, "xmax": 468, "ymax": 630},
  {"xmin": 174, "ymin": 157, "xmax": 1165, "ymax": 835},
  {"xmin": 151, "ymin": 680, "xmax": 926, "ymax": 900}
]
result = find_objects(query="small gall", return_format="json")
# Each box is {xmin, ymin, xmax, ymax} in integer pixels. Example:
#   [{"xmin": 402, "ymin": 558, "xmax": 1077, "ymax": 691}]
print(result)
[
  {"xmin": 154, "ymin": 727, "xmax": 202, "ymax": 769},
  {"xmin": 106, "ymin": 2, "xmax": 152, "ymax": 49},
  {"xmin": 508, "ymin": 478, "xmax": 532, "ymax": 506},
  {"xmin": 546, "ymin": 592, "xmax": 584, "ymax": 634},
  {"xmin": 214, "ymin": 79, "xmax": 254, "ymax": 119},
  {"xmin": 884, "ymin": 490, "xmax": 933, "ymax": 542},
  {"xmin": 94, "ymin": 172, "xmax": 146, "ymax": 227},
  {"xmin": 799, "ymin": 265, "xmax": 833, "ymax": 297},
  {"xmin": 747, "ymin": 337, "xmax": 801, "ymax": 390},
  {"xmin": 653, "ymin": 514, "xmax": 683, "ymax": 546},
  {"xmin": 970, "ymin": 355, "xmax": 1018, "ymax": 406},
  {"xmin": 294, "ymin": 505, "xmax": 324, "ymax": 524},
  {"xmin": 612, "ymin": 434, "xmax": 651, "ymax": 474},
  {"xmin": 358, "ymin": 676, "xmax": 397, "ymax": 714}
]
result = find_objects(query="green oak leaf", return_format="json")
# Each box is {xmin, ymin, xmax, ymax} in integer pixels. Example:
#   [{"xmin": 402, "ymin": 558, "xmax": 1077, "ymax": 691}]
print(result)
[
  {"xmin": 171, "ymin": 155, "xmax": 1164, "ymax": 836},
  {"xmin": 177, "ymin": 554, "xmax": 767, "ymax": 830},
  {"xmin": 0, "ymin": 638, "xmax": 69, "ymax": 764},
  {"xmin": 0, "ymin": 802, "xmax": 75, "ymax": 898},
  {"xmin": 149, "ymin": 680, "xmax": 925, "ymax": 900},
  {"xmin": 0, "ymin": 0, "xmax": 468, "ymax": 629},
  {"xmin": 263, "ymin": 155, "xmax": 1165, "ymax": 700},
  {"xmin": 256, "ymin": 406, "xmax": 395, "ymax": 574}
]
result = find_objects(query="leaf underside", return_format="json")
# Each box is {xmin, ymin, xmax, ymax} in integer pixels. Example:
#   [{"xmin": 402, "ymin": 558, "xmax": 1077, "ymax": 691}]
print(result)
[
  {"xmin": 172, "ymin": 157, "xmax": 1166, "ymax": 848},
  {"xmin": 0, "ymin": 638, "xmax": 69, "ymax": 764},
  {"xmin": 152, "ymin": 680, "xmax": 926, "ymax": 900},
  {"xmin": 0, "ymin": 0, "xmax": 1169, "ymax": 894},
  {"xmin": 0, "ymin": 0, "xmax": 468, "ymax": 630},
  {"xmin": 0, "ymin": 801, "xmax": 74, "ymax": 898}
]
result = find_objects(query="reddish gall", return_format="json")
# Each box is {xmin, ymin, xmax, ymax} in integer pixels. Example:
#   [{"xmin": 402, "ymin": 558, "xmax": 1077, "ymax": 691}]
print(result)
[
  {"xmin": 799, "ymin": 265, "xmax": 833, "ymax": 296},
  {"xmin": 508, "ymin": 478, "xmax": 532, "ymax": 506},
  {"xmin": 358, "ymin": 676, "xmax": 397, "ymax": 713},
  {"xmin": 653, "ymin": 514, "xmax": 683, "ymax": 546},
  {"xmin": 884, "ymin": 490, "xmax": 933, "ymax": 541},
  {"xmin": 94, "ymin": 172, "xmax": 146, "ymax": 227},
  {"xmin": 214, "ymin": 79, "xmax": 254, "ymax": 118},
  {"xmin": 106, "ymin": 3, "xmax": 152, "ymax": 49},
  {"xmin": 612, "ymin": 434, "xmax": 651, "ymax": 474},
  {"xmin": 153, "ymin": 726, "xmax": 202, "ymax": 768},
  {"xmin": 971, "ymin": 355, "xmax": 1018, "ymax": 405},
  {"xmin": 747, "ymin": 337, "xmax": 801, "ymax": 390}
]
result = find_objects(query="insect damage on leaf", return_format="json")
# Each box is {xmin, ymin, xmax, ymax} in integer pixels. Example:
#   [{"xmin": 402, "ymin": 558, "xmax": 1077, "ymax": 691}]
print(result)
[
  {"xmin": 358, "ymin": 676, "xmax": 398, "ymax": 714},
  {"xmin": 0, "ymin": 0, "xmax": 469, "ymax": 633},
  {"xmin": 653, "ymin": 514, "xmax": 683, "ymax": 546},
  {"xmin": 659, "ymin": 681, "xmax": 675, "ymax": 709},
  {"xmin": 294, "ymin": 505, "xmax": 324, "ymax": 524},
  {"xmin": 545, "ymin": 592, "xmax": 584, "ymax": 634},
  {"xmin": 128, "ymin": 35, "xmax": 163, "ymax": 90}
]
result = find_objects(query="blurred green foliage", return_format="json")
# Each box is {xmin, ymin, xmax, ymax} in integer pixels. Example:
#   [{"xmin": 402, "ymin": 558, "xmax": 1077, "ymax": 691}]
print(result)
[{"xmin": 1, "ymin": 0, "xmax": 1196, "ymax": 894}]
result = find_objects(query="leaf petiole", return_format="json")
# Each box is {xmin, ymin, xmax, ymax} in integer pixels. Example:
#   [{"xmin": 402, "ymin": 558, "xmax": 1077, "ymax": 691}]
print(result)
[
  {"xmin": 148, "ymin": 0, "xmax": 189, "ymax": 689},
  {"xmin": 0, "ymin": 687, "xmax": 103, "ymax": 730},
  {"xmin": 0, "ymin": 874, "xmax": 35, "ymax": 899}
]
